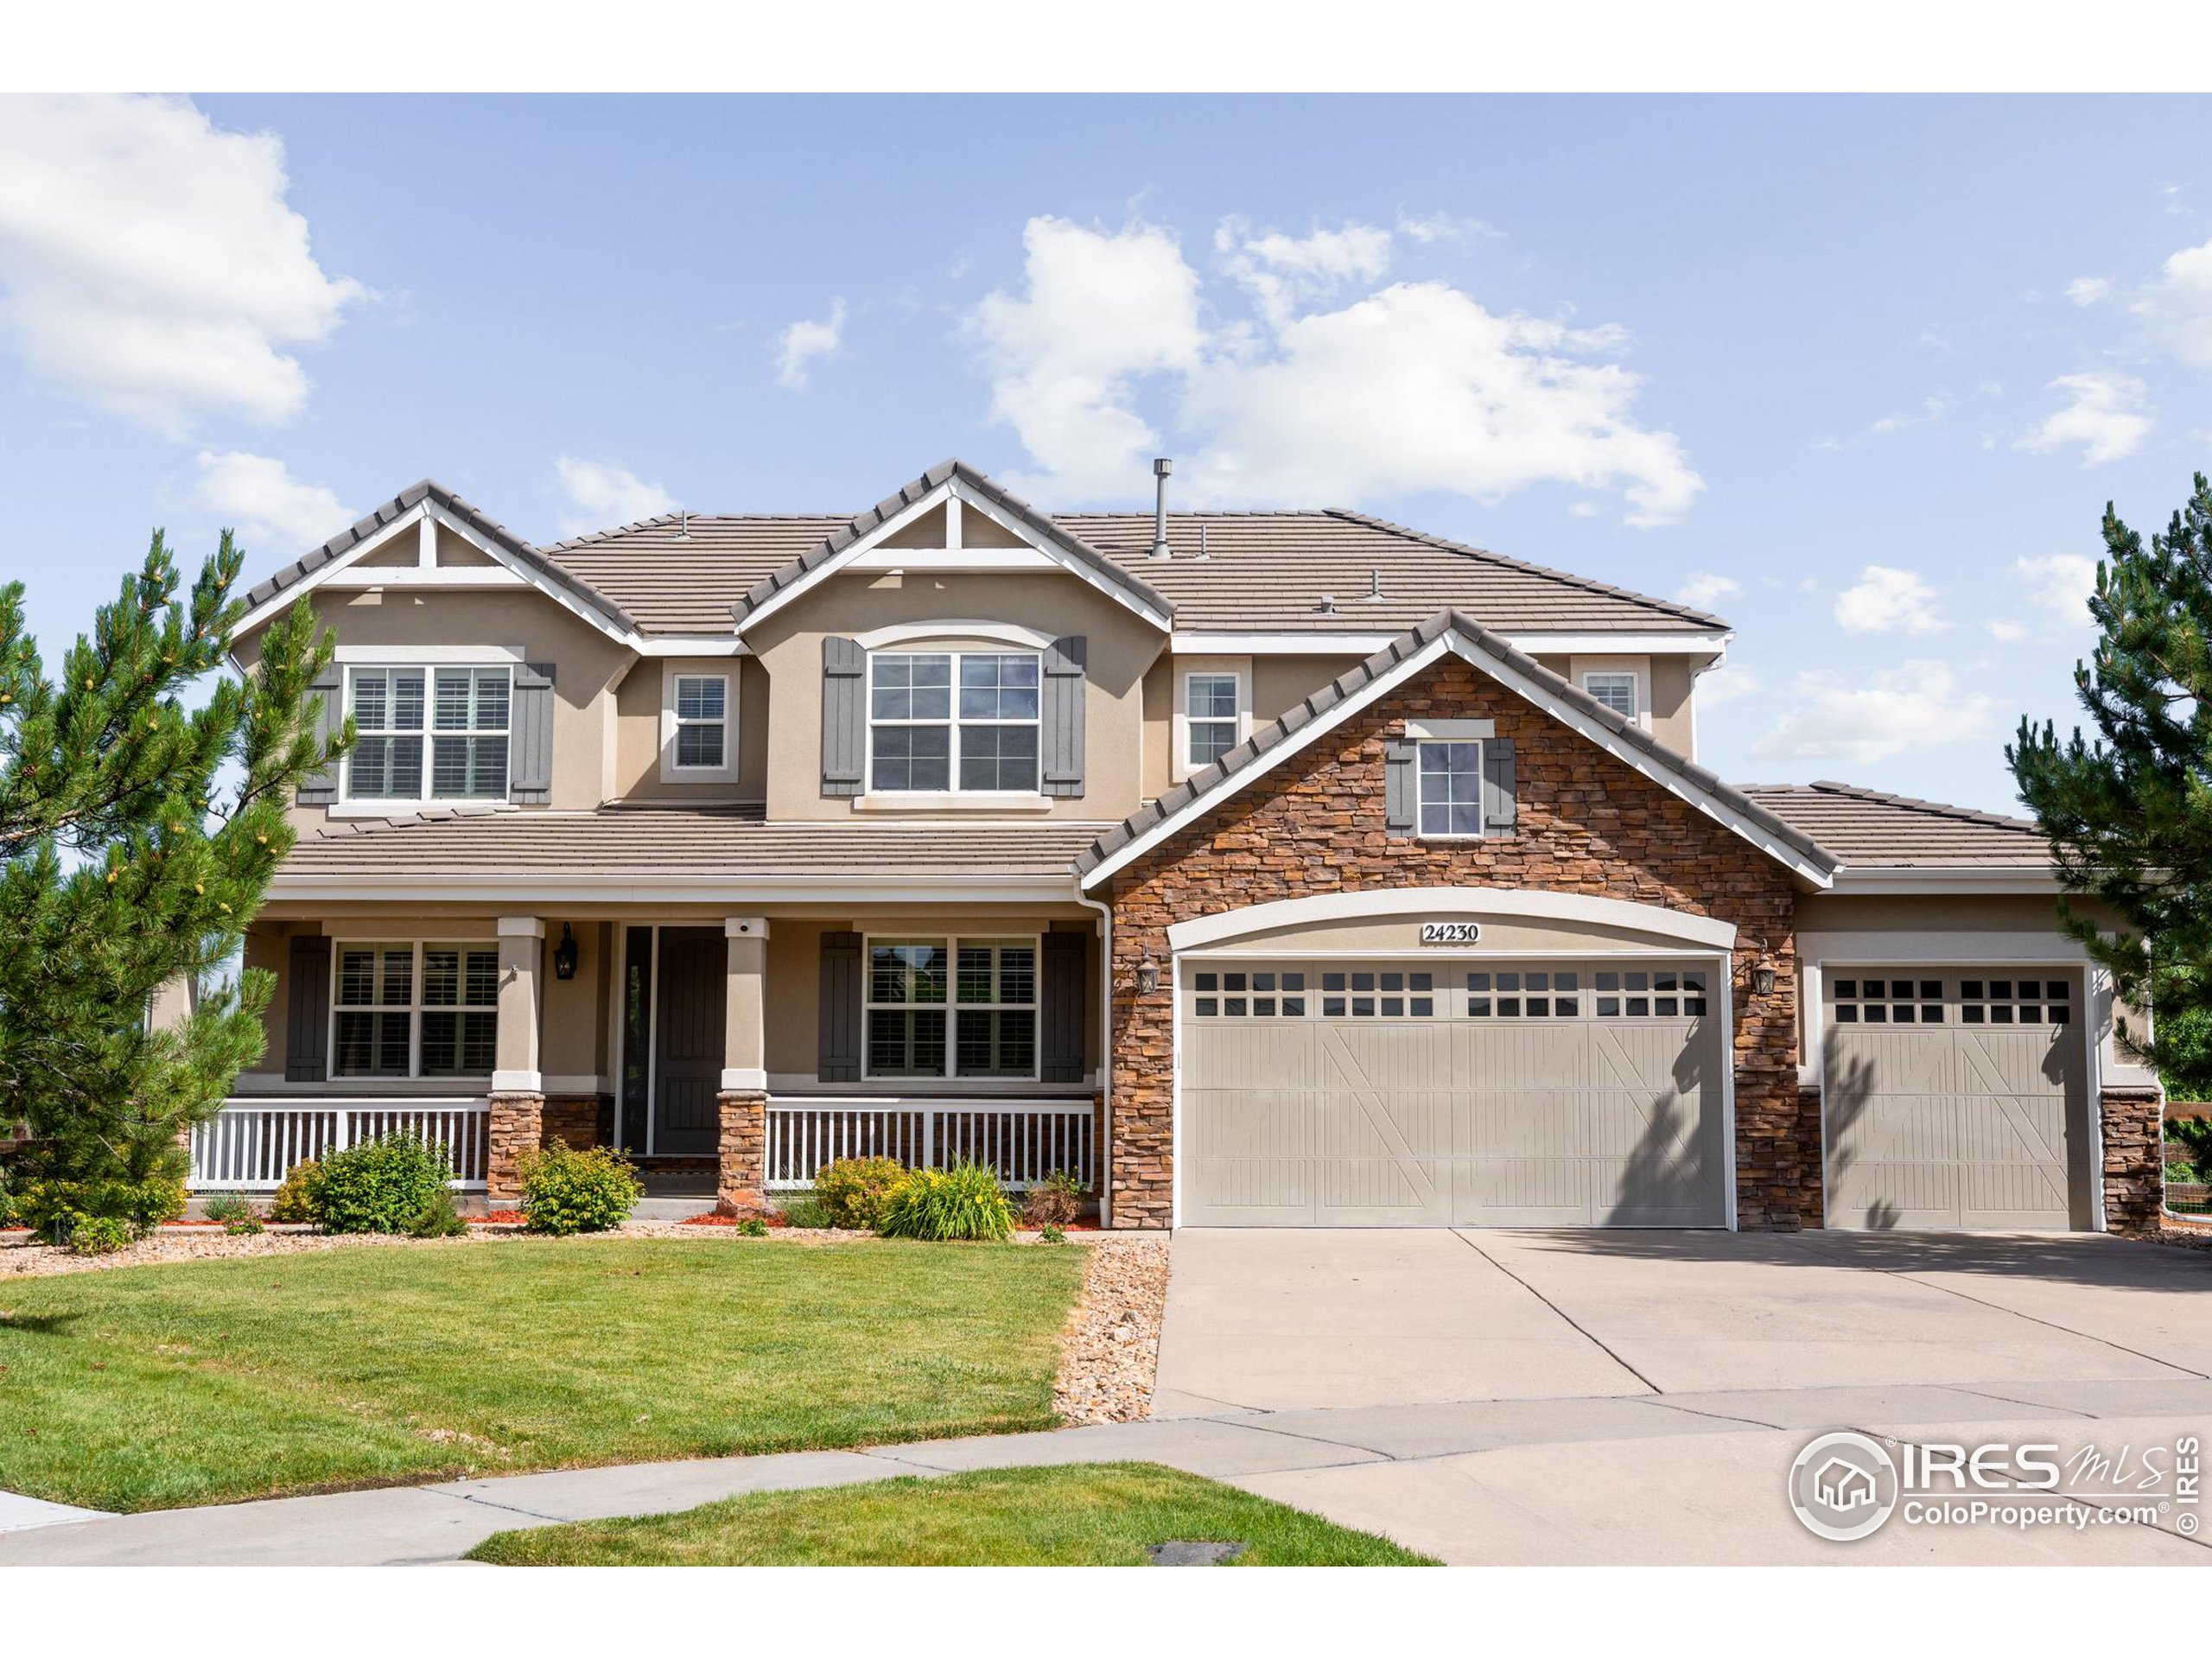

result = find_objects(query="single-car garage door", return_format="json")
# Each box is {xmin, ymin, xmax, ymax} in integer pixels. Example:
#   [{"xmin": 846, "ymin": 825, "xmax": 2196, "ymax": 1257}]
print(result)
[
  {"xmin": 1822, "ymin": 969, "xmax": 2090, "ymax": 1230},
  {"xmin": 1180, "ymin": 960, "xmax": 1729, "ymax": 1227}
]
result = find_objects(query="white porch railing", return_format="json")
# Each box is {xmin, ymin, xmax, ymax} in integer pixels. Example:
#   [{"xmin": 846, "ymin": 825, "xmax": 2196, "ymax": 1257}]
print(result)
[
  {"xmin": 189, "ymin": 1097, "xmax": 490, "ymax": 1192},
  {"xmin": 766, "ymin": 1098, "xmax": 1095, "ymax": 1192}
]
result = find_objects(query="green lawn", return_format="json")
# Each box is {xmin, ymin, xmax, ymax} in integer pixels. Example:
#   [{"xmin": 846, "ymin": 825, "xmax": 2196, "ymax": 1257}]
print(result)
[
  {"xmin": 467, "ymin": 1462, "xmax": 1437, "ymax": 1566},
  {"xmin": 0, "ymin": 1236, "xmax": 1084, "ymax": 1513}
]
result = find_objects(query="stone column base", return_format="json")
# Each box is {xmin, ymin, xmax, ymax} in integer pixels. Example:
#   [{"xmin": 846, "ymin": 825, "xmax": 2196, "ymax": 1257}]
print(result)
[
  {"xmin": 2101, "ymin": 1085, "xmax": 2165, "ymax": 1236},
  {"xmin": 716, "ymin": 1089, "xmax": 768, "ymax": 1216},
  {"xmin": 487, "ymin": 1091, "xmax": 545, "ymax": 1200}
]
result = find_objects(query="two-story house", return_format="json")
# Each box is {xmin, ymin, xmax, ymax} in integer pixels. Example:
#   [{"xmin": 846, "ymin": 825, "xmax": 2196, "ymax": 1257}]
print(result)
[{"xmin": 194, "ymin": 458, "xmax": 2164, "ymax": 1235}]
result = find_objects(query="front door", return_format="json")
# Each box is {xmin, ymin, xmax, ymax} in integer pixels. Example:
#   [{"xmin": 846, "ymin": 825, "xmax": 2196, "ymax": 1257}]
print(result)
[{"xmin": 653, "ymin": 926, "xmax": 726, "ymax": 1155}]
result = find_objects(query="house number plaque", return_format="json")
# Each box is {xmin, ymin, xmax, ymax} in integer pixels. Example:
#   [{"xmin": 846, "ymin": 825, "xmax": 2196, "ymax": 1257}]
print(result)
[{"xmin": 1418, "ymin": 922, "xmax": 1482, "ymax": 945}]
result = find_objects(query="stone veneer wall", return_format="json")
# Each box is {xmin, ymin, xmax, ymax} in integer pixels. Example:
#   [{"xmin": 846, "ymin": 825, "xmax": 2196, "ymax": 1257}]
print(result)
[
  {"xmin": 1100, "ymin": 656, "xmax": 1806, "ymax": 1231},
  {"xmin": 2100, "ymin": 1085, "xmax": 2165, "ymax": 1236},
  {"xmin": 716, "ymin": 1089, "xmax": 766, "ymax": 1216},
  {"xmin": 486, "ymin": 1090, "xmax": 543, "ymax": 1199},
  {"xmin": 541, "ymin": 1095, "xmax": 605, "ymax": 1153},
  {"xmin": 1794, "ymin": 1084, "xmax": 1827, "ymax": 1228}
]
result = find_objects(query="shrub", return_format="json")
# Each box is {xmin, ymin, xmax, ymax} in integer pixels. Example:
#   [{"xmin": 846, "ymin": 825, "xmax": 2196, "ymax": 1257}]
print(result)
[
  {"xmin": 2170, "ymin": 1117, "xmax": 2212, "ymax": 1184},
  {"xmin": 777, "ymin": 1195, "xmax": 835, "ymax": 1229},
  {"xmin": 202, "ymin": 1192, "xmax": 257, "ymax": 1224},
  {"xmin": 1021, "ymin": 1168, "xmax": 1088, "ymax": 1230},
  {"xmin": 519, "ymin": 1142, "xmax": 642, "ymax": 1236},
  {"xmin": 1037, "ymin": 1223, "xmax": 1067, "ymax": 1245},
  {"xmin": 16, "ymin": 1175, "xmax": 184, "ymax": 1243},
  {"xmin": 409, "ymin": 1184, "xmax": 470, "ymax": 1238},
  {"xmin": 307, "ymin": 1134, "xmax": 452, "ymax": 1235},
  {"xmin": 877, "ymin": 1162, "xmax": 1015, "ymax": 1243},
  {"xmin": 0, "ymin": 1179, "xmax": 16, "ymax": 1229},
  {"xmin": 270, "ymin": 1160, "xmax": 319, "ymax": 1224},
  {"xmin": 735, "ymin": 1217, "xmax": 769, "ymax": 1237},
  {"xmin": 67, "ymin": 1215, "xmax": 132, "ymax": 1255},
  {"xmin": 814, "ymin": 1156, "xmax": 906, "ymax": 1230},
  {"xmin": 224, "ymin": 1215, "xmax": 266, "ymax": 1236}
]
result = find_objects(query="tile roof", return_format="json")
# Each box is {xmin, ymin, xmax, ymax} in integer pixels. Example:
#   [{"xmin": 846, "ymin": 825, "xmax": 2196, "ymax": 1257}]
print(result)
[
  {"xmin": 1076, "ymin": 608, "xmax": 1834, "ymax": 884},
  {"xmin": 277, "ymin": 804, "xmax": 1109, "ymax": 880},
  {"xmin": 1739, "ymin": 781, "xmax": 2052, "ymax": 869},
  {"xmin": 242, "ymin": 480, "xmax": 635, "ymax": 631}
]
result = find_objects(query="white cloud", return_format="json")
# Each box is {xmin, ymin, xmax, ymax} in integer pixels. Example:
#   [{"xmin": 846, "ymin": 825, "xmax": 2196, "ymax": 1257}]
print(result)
[
  {"xmin": 964, "ymin": 218, "xmax": 1207, "ymax": 501},
  {"xmin": 1869, "ymin": 394, "xmax": 1949, "ymax": 436},
  {"xmin": 192, "ymin": 451, "xmax": 349, "ymax": 553},
  {"xmin": 1749, "ymin": 661, "xmax": 2004, "ymax": 766},
  {"xmin": 2065, "ymin": 276, "xmax": 2113, "ymax": 306},
  {"xmin": 1987, "ymin": 619, "xmax": 2028, "ymax": 643},
  {"xmin": 554, "ymin": 455, "xmax": 676, "ymax": 537},
  {"xmin": 2010, "ymin": 551, "xmax": 2100, "ymax": 626},
  {"xmin": 2134, "ymin": 235, "xmax": 2212, "ymax": 369},
  {"xmin": 1395, "ymin": 209, "xmax": 1501, "ymax": 246},
  {"xmin": 0, "ymin": 95, "xmax": 363, "ymax": 438},
  {"xmin": 1834, "ymin": 565, "xmax": 1946, "ymax": 634},
  {"xmin": 1677, "ymin": 571, "xmax": 1741, "ymax": 609},
  {"xmin": 965, "ymin": 214, "xmax": 1701, "ymax": 525},
  {"xmin": 1696, "ymin": 664, "xmax": 1761, "ymax": 709},
  {"xmin": 2016, "ymin": 371, "xmax": 2153, "ymax": 465},
  {"xmin": 772, "ymin": 297, "xmax": 848, "ymax": 391},
  {"xmin": 1216, "ymin": 218, "xmax": 1394, "ymax": 327}
]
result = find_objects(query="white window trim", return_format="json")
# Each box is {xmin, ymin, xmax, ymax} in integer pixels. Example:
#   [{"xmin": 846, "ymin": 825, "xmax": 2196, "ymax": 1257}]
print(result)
[
  {"xmin": 865, "ymin": 648, "xmax": 1044, "ymax": 799},
  {"xmin": 660, "ymin": 664, "xmax": 738, "ymax": 783},
  {"xmin": 1572, "ymin": 656, "xmax": 1649, "ymax": 730},
  {"xmin": 1173, "ymin": 655, "xmax": 1251, "ymax": 783},
  {"xmin": 328, "ymin": 938, "xmax": 499, "ymax": 1083},
  {"xmin": 1414, "ymin": 737, "xmax": 1487, "ymax": 842},
  {"xmin": 342, "ymin": 663, "xmax": 513, "ymax": 810},
  {"xmin": 860, "ymin": 932, "xmax": 1042, "ymax": 1084}
]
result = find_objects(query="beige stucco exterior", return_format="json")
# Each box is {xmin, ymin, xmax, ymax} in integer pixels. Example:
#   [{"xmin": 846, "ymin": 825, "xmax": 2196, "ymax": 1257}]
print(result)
[{"xmin": 613, "ymin": 656, "xmax": 769, "ymax": 803}]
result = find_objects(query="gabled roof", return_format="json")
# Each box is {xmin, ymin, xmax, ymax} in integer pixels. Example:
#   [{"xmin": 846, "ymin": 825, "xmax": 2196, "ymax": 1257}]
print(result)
[
  {"xmin": 236, "ymin": 480, "xmax": 637, "ymax": 637},
  {"xmin": 726, "ymin": 459, "xmax": 1173, "ymax": 632},
  {"xmin": 1740, "ymin": 781, "xmax": 2051, "ymax": 870},
  {"xmin": 1077, "ymin": 607, "xmax": 1837, "ymax": 890}
]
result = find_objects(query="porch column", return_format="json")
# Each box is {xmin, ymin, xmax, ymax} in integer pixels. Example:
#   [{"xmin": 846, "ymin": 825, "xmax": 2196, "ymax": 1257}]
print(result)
[
  {"xmin": 716, "ymin": 916, "xmax": 770, "ymax": 1215},
  {"xmin": 487, "ymin": 916, "xmax": 545, "ymax": 1198}
]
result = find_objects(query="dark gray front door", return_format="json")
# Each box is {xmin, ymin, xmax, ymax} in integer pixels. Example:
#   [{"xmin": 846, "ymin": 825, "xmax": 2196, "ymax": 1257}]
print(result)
[{"xmin": 654, "ymin": 927, "xmax": 725, "ymax": 1155}]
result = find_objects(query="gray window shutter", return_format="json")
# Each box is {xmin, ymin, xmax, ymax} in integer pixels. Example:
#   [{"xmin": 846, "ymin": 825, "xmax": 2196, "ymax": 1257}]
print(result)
[
  {"xmin": 822, "ymin": 637, "xmax": 866, "ymax": 797},
  {"xmin": 1039, "ymin": 931, "xmax": 1087, "ymax": 1083},
  {"xmin": 1040, "ymin": 635, "xmax": 1087, "ymax": 798},
  {"xmin": 818, "ymin": 931, "xmax": 862, "ymax": 1082},
  {"xmin": 285, "ymin": 934, "xmax": 332, "ymax": 1083},
  {"xmin": 510, "ymin": 662, "xmax": 556, "ymax": 804},
  {"xmin": 296, "ymin": 664, "xmax": 345, "ymax": 805},
  {"xmin": 1482, "ymin": 737, "xmax": 1517, "ymax": 836},
  {"xmin": 1383, "ymin": 736, "xmax": 1416, "ymax": 833}
]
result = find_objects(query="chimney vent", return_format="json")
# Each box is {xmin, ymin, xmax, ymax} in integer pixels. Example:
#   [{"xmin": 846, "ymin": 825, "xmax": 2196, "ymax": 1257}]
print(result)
[
  {"xmin": 1363, "ymin": 566, "xmax": 1382, "ymax": 601},
  {"xmin": 1198, "ymin": 524, "xmax": 1211, "ymax": 561},
  {"xmin": 1149, "ymin": 457, "xmax": 1173, "ymax": 559},
  {"xmin": 1317, "ymin": 593, "xmax": 1336, "ymax": 614},
  {"xmin": 677, "ymin": 509, "xmax": 690, "ymax": 538}
]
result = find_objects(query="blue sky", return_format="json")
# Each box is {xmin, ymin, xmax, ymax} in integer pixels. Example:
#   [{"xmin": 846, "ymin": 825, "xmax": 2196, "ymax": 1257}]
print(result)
[{"xmin": 3, "ymin": 93, "xmax": 2209, "ymax": 812}]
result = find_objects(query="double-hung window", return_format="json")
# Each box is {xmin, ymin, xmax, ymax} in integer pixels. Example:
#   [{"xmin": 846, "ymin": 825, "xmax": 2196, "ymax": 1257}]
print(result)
[
  {"xmin": 671, "ymin": 674, "xmax": 728, "ymax": 770},
  {"xmin": 346, "ymin": 665, "xmax": 510, "ymax": 801},
  {"xmin": 1582, "ymin": 671, "xmax": 1639, "ymax": 721},
  {"xmin": 1416, "ymin": 741, "xmax": 1484, "ymax": 838},
  {"xmin": 864, "ymin": 936, "xmax": 1037, "ymax": 1079},
  {"xmin": 332, "ymin": 942, "xmax": 499, "ymax": 1078},
  {"xmin": 1185, "ymin": 672, "xmax": 1240, "ymax": 769},
  {"xmin": 868, "ymin": 652, "xmax": 1039, "ymax": 793}
]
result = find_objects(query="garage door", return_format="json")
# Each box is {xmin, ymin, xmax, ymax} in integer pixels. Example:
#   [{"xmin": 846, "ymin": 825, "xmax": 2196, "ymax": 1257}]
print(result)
[
  {"xmin": 1822, "ymin": 970, "xmax": 2088, "ymax": 1230},
  {"xmin": 1180, "ymin": 960, "xmax": 1728, "ymax": 1227}
]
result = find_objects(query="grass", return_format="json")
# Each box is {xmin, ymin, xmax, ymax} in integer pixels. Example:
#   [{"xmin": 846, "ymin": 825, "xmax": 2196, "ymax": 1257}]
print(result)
[
  {"xmin": 0, "ymin": 1236, "xmax": 1084, "ymax": 1513},
  {"xmin": 467, "ymin": 1462, "xmax": 1438, "ymax": 1566}
]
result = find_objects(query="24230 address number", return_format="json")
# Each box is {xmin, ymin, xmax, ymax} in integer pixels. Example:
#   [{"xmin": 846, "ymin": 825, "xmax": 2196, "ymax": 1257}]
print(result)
[{"xmin": 1419, "ymin": 922, "xmax": 1482, "ymax": 945}]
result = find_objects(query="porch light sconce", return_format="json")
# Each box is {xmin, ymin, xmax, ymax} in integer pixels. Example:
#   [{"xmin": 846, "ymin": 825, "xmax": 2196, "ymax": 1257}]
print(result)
[
  {"xmin": 552, "ymin": 923, "xmax": 580, "ymax": 982},
  {"xmin": 1751, "ymin": 964, "xmax": 1777, "ymax": 997},
  {"xmin": 1135, "ymin": 956, "xmax": 1160, "ymax": 996}
]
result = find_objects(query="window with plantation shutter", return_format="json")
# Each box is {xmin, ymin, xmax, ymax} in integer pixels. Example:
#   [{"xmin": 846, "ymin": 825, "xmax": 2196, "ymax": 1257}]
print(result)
[
  {"xmin": 332, "ymin": 941, "xmax": 501, "ymax": 1079},
  {"xmin": 344, "ymin": 664, "xmax": 511, "ymax": 803}
]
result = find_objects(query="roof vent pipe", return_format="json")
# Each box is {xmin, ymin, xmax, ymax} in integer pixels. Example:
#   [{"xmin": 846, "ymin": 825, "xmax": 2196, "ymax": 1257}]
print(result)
[
  {"xmin": 1365, "ymin": 566, "xmax": 1382, "ymax": 601},
  {"xmin": 677, "ymin": 508, "xmax": 690, "ymax": 538},
  {"xmin": 1317, "ymin": 593, "xmax": 1336, "ymax": 613},
  {"xmin": 1150, "ymin": 457, "xmax": 1173, "ymax": 559},
  {"xmin": 1198, "ymin": 524, "xmax": 1210, "ymax": 561}
]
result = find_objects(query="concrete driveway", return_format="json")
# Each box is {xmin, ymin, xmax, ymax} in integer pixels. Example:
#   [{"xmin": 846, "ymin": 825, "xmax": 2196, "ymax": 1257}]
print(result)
[{"xmin": 1154, "ymin": 1229, "xmax": 2212, "ymax": 1565}]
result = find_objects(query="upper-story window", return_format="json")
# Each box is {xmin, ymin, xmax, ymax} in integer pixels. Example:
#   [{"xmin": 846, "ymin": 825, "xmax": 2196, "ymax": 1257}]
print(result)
[
  {"xmin": 1416, "ymin": 740, "xmax": 1484, "ymax": 838},
  {"xmin": 868, "ymin": 651, "xmax": 1039, "ymax": 794},
  {"xmin": 1186, "ymin": 673, "xmax": 1240, "ymax": 767},
  {"xmin": 671, "ymin": 675, "xmax": 728, "ymax": 770},
  {"xmin": 1582, "ymin": 671, "xmax": 1640, "ymax": 721},
  {"xmin": 346, "ymin": 666, "xmax": 510, "ymax": 802}
]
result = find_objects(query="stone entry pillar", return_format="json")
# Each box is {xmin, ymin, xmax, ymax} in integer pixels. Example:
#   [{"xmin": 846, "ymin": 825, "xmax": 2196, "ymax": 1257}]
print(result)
[
  {"xmin": 487, "ymin": 1092, "xmax": 544, "ymax": 1199},
  {"xmin": 716, "ymin": 917, "xmax": 770, "ymax": 1214},
  {"xmin": 2101, "ymin": 1086, "xmax": 2165, "ymax": 1236},
  {"xmin": 487, "ymin": 917, "xmax": 545, "ymax": 1200}
]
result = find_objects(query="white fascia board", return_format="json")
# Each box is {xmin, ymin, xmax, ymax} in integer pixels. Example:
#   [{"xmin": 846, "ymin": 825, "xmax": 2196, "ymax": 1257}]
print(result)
[
  {"xmin": 1083, "ymin": 632, "xmax": 1834, "ymax": 891},
  {"xmin": 1823, "ymin": 866, "xmax": 2059, "ymax": 894},
  {"xmin": 1168, "ymin": 630, "xmax": 1732, "ymax": 657},
  {"xmin": 233, "ymin": 510, "xmax": 423, "ymax": 635},
  {"xmin": 267, "ymin": 873, "xmax": 1079, "ymax": 906},
  {"xmin": 736, "ymin": 476, "xmax": 1173, "ymax": 636},
  {"xmin": 632, "ymin": 635, "xmax": 751, "ymax": 658},
  {"xmin": 1166, "ymin": 887, "xmax": 1738, "ymax": 953}
]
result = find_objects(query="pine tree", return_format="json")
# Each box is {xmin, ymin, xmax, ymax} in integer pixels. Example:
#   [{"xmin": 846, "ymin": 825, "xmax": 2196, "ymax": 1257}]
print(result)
[
  {"xmin": 2010, "ymin": 471, "xmax": 2212, "ymax": 1091},
  {"xmin": 0, "ymin": 532, "xmax": 346, "ymax": 1220}
]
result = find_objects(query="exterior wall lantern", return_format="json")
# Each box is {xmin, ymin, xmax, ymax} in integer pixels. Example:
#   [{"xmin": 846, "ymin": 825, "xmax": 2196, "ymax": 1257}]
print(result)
[
  {"xmin": 552, "ymin": 922, "xmax": 580, "ymax": 982},
  {"xmin": 1135, "ymin": 956, "xmax": 1160, "ymax": 996},
  {"xmin": 1751, "ymin": 963, "xmax": 1777, "ymax": 997}
]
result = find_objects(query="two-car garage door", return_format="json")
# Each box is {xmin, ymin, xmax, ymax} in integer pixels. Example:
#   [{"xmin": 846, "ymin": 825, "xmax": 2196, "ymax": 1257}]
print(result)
[{"xmin": 1179, "ymin": 960, "xmax": 1729, "ymax": 1227}]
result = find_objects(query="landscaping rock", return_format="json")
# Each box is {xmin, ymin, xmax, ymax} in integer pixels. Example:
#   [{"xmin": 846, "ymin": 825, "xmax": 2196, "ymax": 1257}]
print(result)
[{"xmin": 1053, "ymin": 1234, "xmax": 1172, "ymax": 1425}]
